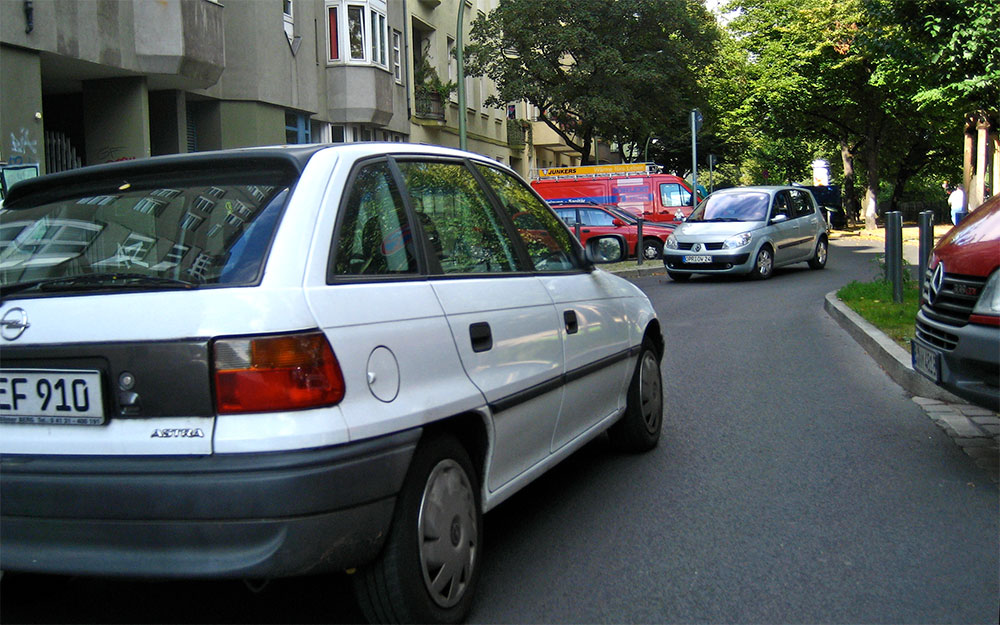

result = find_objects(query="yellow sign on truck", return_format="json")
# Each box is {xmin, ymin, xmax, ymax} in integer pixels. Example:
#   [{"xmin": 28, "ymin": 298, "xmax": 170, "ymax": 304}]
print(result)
[{"xmin": 536, "ymin": 163, "xmax": 651, "ymax": 178}]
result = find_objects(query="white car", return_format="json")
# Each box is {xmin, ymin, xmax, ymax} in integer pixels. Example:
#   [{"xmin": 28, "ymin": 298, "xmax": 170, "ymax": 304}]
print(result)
[
  {"xmin": 663, "ymin": 185, "xmax": 829, "ymax": 280},
  {"xmin": 0, "ymin": 144, "xmax": 663, "ymax": 623}
]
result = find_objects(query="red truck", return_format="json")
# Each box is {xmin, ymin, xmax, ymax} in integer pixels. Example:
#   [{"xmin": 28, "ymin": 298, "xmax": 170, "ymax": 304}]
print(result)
[
  {"xmin": 531, "ymin": 163, "xmax": 697, "ymax": 224},
  {"xmin": 911, "ymin": 194, "xmax": 1000, "ymax": 411}
]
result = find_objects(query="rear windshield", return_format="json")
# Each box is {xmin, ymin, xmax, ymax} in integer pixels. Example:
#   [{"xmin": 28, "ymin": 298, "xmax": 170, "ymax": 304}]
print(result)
[
  {"xmin": 689, "ymin": 191, "xmax": 769, "ymax": 222},
  {"xmin": 0, "ymin": 172, "xmax": 293, "ymax": 296}
]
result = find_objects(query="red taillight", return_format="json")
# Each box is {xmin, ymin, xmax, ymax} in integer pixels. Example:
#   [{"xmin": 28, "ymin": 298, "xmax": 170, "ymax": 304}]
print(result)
[{"xmin": 213, "ymin": 331, "xmax": 345, "ymax": 414}]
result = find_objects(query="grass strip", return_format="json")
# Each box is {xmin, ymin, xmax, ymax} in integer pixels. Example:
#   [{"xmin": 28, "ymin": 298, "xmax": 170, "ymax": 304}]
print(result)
[{"xmin": 837, "ymin": 279, "xmax": 920, "ymax": 348}]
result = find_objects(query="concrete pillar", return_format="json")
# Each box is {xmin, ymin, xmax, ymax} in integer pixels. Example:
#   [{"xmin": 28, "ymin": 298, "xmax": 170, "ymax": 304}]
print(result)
[
  {"xmin": 963, "ymin": 117, "xmax": 975, "ymax": 210},
  {"xmin": 83, "ymin": 77, "xmax": 151, "ymax": 165},
  {"xmin": 1, "ymin": 46, "xmax": 45, "ymax": 173},
  {"xmin": 218, "ymin": 101, "xmax": 284, "ymax": 149}
]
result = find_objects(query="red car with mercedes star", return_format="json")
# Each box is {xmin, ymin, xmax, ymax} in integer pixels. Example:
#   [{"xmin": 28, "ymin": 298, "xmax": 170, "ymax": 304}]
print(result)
[{"xmin": 911, "ymin": 194, "xmax": 1000, "ymax": 411}]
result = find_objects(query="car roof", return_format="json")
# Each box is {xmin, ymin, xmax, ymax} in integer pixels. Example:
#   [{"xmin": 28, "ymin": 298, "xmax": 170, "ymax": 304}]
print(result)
[{"xmin": 3, "ymin": 143, "xmax": 517, "ymax": 207}]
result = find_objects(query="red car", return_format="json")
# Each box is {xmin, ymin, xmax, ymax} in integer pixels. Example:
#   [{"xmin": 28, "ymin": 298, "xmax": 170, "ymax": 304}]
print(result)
[
  {"xmin": 551, "ymin": 201, "xmax": 676, "ymax": 260},
  {"xmin": 911, "ymin": 194, "xmax": 1000, "ymax": 411}
]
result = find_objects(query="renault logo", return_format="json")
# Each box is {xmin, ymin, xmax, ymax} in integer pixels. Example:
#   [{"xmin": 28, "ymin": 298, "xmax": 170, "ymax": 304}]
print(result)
[
  {"xmin": 692, "ymin": 243, "xmax": 703, "ymax": 253},
  {"xmin": 928, "ymin": 262, "xmax": 945, "ymax": 305},
  {"xmin": 1, "ymin": 307, "xmax": 30, "ymax": 341}
]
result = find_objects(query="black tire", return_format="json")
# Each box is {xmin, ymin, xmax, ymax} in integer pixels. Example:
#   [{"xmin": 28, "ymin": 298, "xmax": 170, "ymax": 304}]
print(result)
[
  {"xmin": 751, "ymin": 245, "xmax": 774, "ymax": 280},
  {"xmin": 640, "ymin": 238, "xmax": 664, "ymax": 260},
  {"xmin": 608, "ymin": 339, "xmax": 663, "ymax": 452},
  {"xmin": 808, "ymin": 237, "xmax": 828, "ymax": 269},
  {"xmin": 352, "ymin": 433, "xmax": 482, "ymax": 624},
  {"xmin": 667, "ymin": 270, "xmax": 691, "ymax": 282}
]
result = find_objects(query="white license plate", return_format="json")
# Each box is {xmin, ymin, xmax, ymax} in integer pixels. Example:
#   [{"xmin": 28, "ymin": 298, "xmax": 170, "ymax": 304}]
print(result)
[
  {"xmin": 911, "ymin": 342, "xmax": 940, "ymax": 383},
  {"xmin": 683, "ymin": 255, "xmax": 712, "ymax": 264},
  {"xmin": 0, "ymin": 369, "xmax": 105, "ymax": 425}
]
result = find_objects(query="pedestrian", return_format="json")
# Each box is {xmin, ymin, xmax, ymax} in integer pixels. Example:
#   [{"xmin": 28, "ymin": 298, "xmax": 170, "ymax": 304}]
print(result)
[{"xmin": 948, "ymin": 185, "xmax": 966, "ymax": 225}]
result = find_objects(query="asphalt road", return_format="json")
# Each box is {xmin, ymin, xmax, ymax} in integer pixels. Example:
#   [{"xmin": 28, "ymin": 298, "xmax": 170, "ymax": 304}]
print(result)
[{"xmin": 2, "ymin": 239, "xmax": 997, "ymax": 624}]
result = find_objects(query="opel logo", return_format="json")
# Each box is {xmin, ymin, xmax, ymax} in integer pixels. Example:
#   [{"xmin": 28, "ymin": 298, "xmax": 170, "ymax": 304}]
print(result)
[
  {"xmin": 928, "ymin": 262, "xmax": 945, "ymax": 305},
  {"xmin": 1, "ymin": 307, "xmax": 30, "ymax": 341}
]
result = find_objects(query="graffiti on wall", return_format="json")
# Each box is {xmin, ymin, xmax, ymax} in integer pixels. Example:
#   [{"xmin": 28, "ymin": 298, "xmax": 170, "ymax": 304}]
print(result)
[
  {"xmin": 7, "ymin": 128, "xmax": 39, "ymax": 165},
  {"xmin": 97, "ymin": 145, "xmax": 136, "ymax": 163}
]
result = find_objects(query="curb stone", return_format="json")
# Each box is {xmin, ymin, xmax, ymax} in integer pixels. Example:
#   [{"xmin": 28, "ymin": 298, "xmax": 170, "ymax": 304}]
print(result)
[{"xmin": 824, "ymin": 291, "xmax": 999, "ymax": 482}]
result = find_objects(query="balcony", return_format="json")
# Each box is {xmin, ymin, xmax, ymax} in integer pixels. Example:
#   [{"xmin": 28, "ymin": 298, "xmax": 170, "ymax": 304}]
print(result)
[
  {"xmin": 507, "ymin": 120, "xmax": 527, "ymax": 148},
  {"xmin": 414, "ymin": 91, "xmax": 445, "ymax": 121}
]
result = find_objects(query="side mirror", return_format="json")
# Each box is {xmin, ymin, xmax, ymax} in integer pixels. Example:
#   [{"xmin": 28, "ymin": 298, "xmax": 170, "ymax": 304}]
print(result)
[
  {"xmin": 612, "ymin": 218, "xmax": 625, "ymax": 227},
  {"xmin": 771, "ymin": 214, "xmax": 788, "ymax": 224},
  {"xmin": 584, "ymin": 234, "xmax": 627, "ymax": 264}
]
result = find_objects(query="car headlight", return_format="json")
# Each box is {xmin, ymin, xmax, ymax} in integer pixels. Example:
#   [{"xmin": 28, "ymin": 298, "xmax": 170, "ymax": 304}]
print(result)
[
  {"xmin": 665, "ymin": 234, "xmax": 679, "ymax": 250},
  {"xmin": 723, "ymin": 232, "xmax": 752, "ymax": 249},
  {"xmin": 972, "ymin": 269, "xmax": 1000, "ymax": 316}
]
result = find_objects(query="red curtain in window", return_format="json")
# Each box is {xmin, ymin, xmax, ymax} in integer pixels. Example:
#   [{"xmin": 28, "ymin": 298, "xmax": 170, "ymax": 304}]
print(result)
[{"xmin": 328, "ymin": 7, "xmax": 339, "ymax": 61}]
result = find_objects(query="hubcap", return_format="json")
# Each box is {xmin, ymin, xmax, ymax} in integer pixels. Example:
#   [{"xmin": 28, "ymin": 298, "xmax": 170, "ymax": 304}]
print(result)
[
  {"xmin": 418, "ymin": 459, "xmax": 477, "ymax": 608},
  {"xmin": 644, "ymin": 244, "xmax": 659, "ymax": 259},
  {"xmin": 817, "ymin": 241, "xmax": 827, "ymax": 264},
  {"xmin": 639, "ymin": 351, "xmax": 662, "ymax": 434},
  {"xmin": 757, "ymin": 250, "xmax": 772, "ymax": 276}
]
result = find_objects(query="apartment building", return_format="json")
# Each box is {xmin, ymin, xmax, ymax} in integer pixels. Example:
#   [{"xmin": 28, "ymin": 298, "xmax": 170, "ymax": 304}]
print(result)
[{"xmin": 0, "ymin": 0, "xmax": 587, "ymax": 189}]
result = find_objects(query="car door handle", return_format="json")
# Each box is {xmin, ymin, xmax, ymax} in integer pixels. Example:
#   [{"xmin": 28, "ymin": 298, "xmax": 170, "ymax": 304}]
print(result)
[
  {"xmin": 469, "ymin": 322, "xmax": 493, "ymax": 353},
  {"xmin": 564, "ymin": 310, "xmax": 579, "ymax": 335}
]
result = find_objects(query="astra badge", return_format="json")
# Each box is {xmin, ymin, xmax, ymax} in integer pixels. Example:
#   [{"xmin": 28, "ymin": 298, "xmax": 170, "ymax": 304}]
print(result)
[
  {"xmin": 151, "ymin": 428, "xmax": 205, "ymax": 439},
  {"xmin": 1, "ymin": 307, "xmax": 30, "ymax": 341}
]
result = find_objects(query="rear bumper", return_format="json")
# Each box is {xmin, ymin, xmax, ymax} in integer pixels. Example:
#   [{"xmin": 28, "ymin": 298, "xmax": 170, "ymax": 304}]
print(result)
[{"xmin": 0, "ymin": 428, "xmax": 421, "ymax": 578}]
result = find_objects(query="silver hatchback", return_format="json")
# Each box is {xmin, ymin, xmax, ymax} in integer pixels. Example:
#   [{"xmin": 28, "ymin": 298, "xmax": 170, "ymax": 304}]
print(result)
[{"xmin": 663, "ymin": 186, "xmax": 829, "ymax": 280}]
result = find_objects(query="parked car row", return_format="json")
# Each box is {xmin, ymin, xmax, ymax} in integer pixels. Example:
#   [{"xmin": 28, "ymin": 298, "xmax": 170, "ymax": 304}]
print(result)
[{"xmin": 0, "ymin": 144, "xmax": 664, "ymax": 624}]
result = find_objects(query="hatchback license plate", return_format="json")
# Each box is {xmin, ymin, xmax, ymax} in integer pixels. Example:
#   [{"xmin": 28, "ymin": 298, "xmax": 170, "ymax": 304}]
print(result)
[
  {"xmin": 0, "ymin": 369, "xmax": 105, "ymax": 425},
  {"xmin": 911, "ymin": 342, "xmax": 940, "ymax": 383},
  {"xmin": 683, "ymin": 255, "xmax": 712, "ymax": 264}
]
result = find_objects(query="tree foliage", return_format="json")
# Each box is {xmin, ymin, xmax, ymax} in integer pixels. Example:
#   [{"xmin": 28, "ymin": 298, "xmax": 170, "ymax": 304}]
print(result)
[
  {"xmin": 466, "ymin": 0, "xmax": 719, "ymax": 165},
  {"xmin": 715, "ymin": 0, "xmax": 988, "ymax": 226}
]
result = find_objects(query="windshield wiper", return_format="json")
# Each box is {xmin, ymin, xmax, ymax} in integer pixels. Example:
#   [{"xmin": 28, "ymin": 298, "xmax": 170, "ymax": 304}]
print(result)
[
  {"xmin": 703, "ymin": 217, "xmax": 743, "ymax": 222},
  {"xmin": 1, "ymin": 273, "xmax": 198, "ymax": 301}
]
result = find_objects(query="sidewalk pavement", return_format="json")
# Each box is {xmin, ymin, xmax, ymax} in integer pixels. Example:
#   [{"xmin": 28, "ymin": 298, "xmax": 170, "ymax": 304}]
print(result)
[{"xmin": 825, "ymin": 292, "xmax": 999, "ymax": 482}]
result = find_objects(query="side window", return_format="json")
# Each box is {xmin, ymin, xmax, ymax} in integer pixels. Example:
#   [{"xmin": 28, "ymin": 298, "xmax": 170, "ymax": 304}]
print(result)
[
  {"xmin": 554, "ymin": 208, "xmax": 577, "ymax": 226},
  {"xmin": 771, "ymin": 192, "xmax": 791, "ymax": 220},
  {"xmin": 331, "ymin": 161, "xmax": 417, "ymax": 276},
  {"xmin": 660, "ymin": 182, "xmax": 691, "ymax": 207},
  {"xmin": 789, "ymin": 190, "xmax": 814, "ymax": 218},
  {"xmin": 475, "ymin": 164, "xmax": 579, "ymax": 272},
  {"xmin": 396, "ymin": 160, "xmax": 519, "ymax": 274},
  {"xmin": 580, "ymin": 208, "xmax": 616, "ymax": 226}
]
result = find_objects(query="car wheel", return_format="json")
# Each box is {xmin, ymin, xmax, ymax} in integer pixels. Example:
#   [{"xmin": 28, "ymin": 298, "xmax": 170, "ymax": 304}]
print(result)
[
  {"xmin": 751, "ymin": 246, "xmax": 773, "ymax": 280},
  {"xmin": 353, "ymin": 433, "xmax": 482, "ymax": 624},
  {"xmin": 640, "ymin": 238, "xmax": 663, "ymax": 260},
  {"xmin": 808, "ymin": 237, "xmax": 828, "ymax": 269},
  {"xmin": 608, "ymin": 338, "xmax": 663, "ymax": 452},
  {"xmin": 667, "ymin": 271, "xmax": 691, "ymax": 282}
]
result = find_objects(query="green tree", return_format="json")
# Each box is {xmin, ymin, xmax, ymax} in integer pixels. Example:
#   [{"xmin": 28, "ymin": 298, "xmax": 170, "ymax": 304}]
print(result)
[
  {"xmin": 466, "ymin": 0, "xmax": 719, "ymax": 165},
  {"xmin": 721, "ymin": 0, "xmax": 987, "ymax": 228}
]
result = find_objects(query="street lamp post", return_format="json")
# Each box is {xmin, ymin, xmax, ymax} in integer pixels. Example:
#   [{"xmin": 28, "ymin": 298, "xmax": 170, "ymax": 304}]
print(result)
[
  {"xmin": 690, "ymin": 109, "xmax": 702, "ymax": 212},
  {"xmin": 457, "ymin": 1, "xmax": 467, "ymax": 151}
]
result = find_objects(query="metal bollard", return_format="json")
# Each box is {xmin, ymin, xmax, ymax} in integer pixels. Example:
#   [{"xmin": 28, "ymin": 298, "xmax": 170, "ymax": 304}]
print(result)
[
  {"xmin": 636, "ymin": 217, "xmax": 644, "ymax": 266},
  {"xmin": 918, "ymin": 210, "xmax": 934, "ymax": 286},
  {"xmin": 886, "ymin": 211, "xmax": 903, "ymax": 303}
]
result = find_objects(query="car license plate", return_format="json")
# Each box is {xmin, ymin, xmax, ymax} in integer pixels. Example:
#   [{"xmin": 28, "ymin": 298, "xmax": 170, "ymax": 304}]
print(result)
[
  {"xmin": 683, "ymin": 255, "xmax": 712, "ymax": 264},
  {"xmin": 911, "ymin": 342, "xmax": 940, "ymax": 383},
  {"xmin": 0, "ymin": 369, "xmax": 105, "ymax": 425}
]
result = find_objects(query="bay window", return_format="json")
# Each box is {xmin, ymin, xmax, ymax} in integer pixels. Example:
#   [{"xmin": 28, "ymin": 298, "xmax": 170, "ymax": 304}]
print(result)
[{"xmin": 325, "ymin": 0, "xmax": 388, "ymax": 68}]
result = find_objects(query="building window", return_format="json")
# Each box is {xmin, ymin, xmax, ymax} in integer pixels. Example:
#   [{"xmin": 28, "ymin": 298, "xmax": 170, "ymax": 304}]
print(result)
[
  {"xmin": 331, "ymin": 125, "xmax": 346, "ymax": 143},
  {"xmin": 282, "ymin": 0, "xmax": 294, "ymax": 40},
  {"xmin": 448, "ymin": 37, "xmax": 458, "ymax": 102},
  {"xmin": 327, "ymin": 6, "xmax": 339, "ymax": 61},
  {"xmin": 285, "ymin": 111, "xmax": 312, "ymax": 144},
  {"xmin": 392, "ymin": 30, "xmax": 402, "ymax": 83},
  {"xmin": 325, "ymin": 1, "xmax": 387, "ymax": 68}
]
